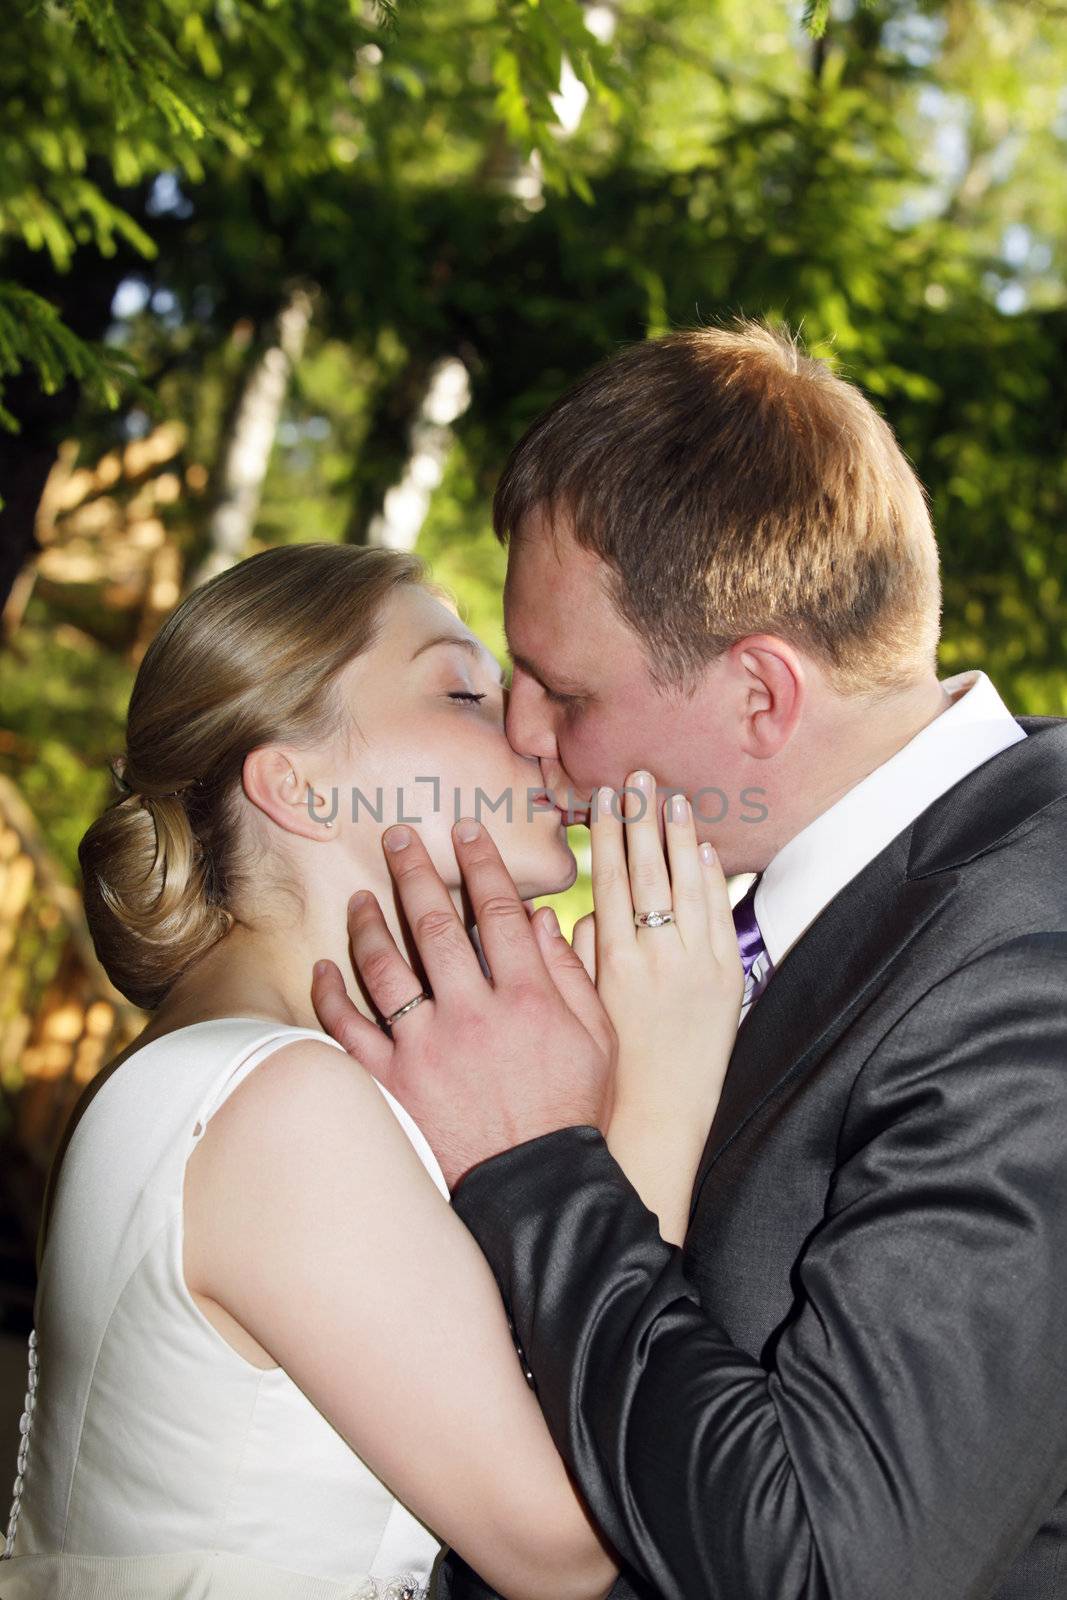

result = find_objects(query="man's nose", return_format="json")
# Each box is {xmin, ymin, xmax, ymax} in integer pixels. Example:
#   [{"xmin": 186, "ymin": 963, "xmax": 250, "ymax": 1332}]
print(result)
[{"xmin": 504, "ymin": 669, "xmax": 558, "ymax": 761}]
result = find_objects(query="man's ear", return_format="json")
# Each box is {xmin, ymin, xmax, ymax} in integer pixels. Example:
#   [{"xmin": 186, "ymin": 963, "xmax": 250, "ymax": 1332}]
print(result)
[
  {"xmin": 242, "ymin": 746, "xmax": 337, "ymax": 838},
  {"xmin": 732, "ymin": 636, "xmax": 805, "ymax": 758}
]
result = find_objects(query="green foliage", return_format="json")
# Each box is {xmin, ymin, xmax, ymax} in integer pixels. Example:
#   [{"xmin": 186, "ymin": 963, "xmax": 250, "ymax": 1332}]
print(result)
[
  {"xmin": 0, "ymin": 0, "xmax": 624, "ymax": 430},
  {"xmin": 0, "ymin": 284, "xmax": 139, "ymax": 430},
  {"xmin": 3, "ymin": 0, "xmax": 1066, "ymax": 918},
  {"xmin": 492, "ymin": 0, "xmax": 621, "ymax": 191},
  {"xmin": 1, "ymin": 606, "xmax": 134, "ymax": 877}
]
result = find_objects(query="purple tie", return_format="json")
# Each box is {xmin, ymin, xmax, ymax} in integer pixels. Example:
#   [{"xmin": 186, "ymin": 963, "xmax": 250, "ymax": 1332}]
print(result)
[{"xmin": 732, "ymin": 879, "xmax": 771, "ymax": 1005}]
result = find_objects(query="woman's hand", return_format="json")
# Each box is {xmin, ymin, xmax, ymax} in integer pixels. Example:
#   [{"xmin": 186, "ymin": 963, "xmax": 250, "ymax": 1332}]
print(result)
[{"xmin": 574, "ymin": 771, "xmax": 744, "ymax": 1245}]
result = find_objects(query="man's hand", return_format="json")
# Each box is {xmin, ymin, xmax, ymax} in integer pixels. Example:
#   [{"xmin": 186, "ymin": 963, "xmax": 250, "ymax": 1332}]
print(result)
[{"xmin": 311, "ymin": 817, "xmax": 617, "ymax": 1189}]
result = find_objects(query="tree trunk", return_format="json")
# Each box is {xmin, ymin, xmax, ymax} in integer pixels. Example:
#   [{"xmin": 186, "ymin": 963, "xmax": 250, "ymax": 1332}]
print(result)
[
  {"xmin": 187, "ymin": 284, "xmax": 316, "ymax": 590},
  {"xmin": 0, "ymin": 242, "xmax": 133, "ymax": 622},
  {"xmin": 365, "ymin": 358, "xmax": 472, "ymax": 550},
  {"xmin": 359, "ymin": 5, "xmax": 617, "ymax": 554}
]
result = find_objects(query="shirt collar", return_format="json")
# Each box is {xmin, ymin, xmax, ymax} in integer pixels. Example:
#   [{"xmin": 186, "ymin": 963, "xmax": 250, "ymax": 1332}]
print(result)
[{"xmin": 753, "ymin": 670, "xmax": 1026, "ymax": 969}]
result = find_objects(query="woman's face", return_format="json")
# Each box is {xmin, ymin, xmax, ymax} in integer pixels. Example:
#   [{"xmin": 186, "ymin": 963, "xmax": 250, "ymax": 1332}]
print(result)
[{"xmin": 321, "ymin": 584, "xmax": 577, "ymax": 902}]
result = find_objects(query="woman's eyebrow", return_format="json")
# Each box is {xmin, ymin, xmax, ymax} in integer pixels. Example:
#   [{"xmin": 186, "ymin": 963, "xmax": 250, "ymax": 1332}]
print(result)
[{"xmin": 411, "ymin": 633, "xmax": 503, "ymax": 682}]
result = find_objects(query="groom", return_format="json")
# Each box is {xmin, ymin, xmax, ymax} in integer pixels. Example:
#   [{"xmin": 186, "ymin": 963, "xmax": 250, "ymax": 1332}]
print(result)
[{"xmin": 319, "ymin": 322, "xmax": 1067, "ymax": 1599}]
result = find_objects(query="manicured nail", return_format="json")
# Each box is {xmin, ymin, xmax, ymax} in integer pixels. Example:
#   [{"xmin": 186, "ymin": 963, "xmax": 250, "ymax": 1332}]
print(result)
[
  {"xmin": 455, "ymin": 817, "xmax": 481, "ymax": 843},
  {"xmin": 699, "ymin": 842, "xmax": 717, "ymax": 865},
  {"xmin": 629, "ymin": 770, "xmax": 653, "ymax": 794},
  {"xmin": 542, "ymin": 907, "xmax": 562, "ymax": 937},
  {"xmin": 596, "ymin": 785, "xmax": 615, "ymax": 816},
  {"xmin": 384, "ymin": 825, "xmax": 411, "ymax": 851},
  {"xmin": 670, "ymin": 793, "xmax": 689, "ymax": 824}
]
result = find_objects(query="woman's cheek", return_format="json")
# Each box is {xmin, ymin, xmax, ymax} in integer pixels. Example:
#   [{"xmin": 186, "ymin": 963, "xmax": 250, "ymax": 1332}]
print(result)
[{"xmin": 419, "ymin": 820, "xmax": 464, "ymax": 884}]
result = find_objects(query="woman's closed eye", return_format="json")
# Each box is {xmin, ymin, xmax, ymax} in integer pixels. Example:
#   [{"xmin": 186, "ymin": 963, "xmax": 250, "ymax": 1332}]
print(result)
[{"xmin": 448, "ymin": 690, "xmax": 487, "ymax": 705}]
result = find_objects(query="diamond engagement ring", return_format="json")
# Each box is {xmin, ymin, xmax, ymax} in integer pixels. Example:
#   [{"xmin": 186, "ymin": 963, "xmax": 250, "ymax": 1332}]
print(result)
[
  {"xmin": 385, "ymin": 991, "xmax": 430, "ymax": 1026},
  {"xmin": 634, "ymin": 909, "xmax": 675, "ymax": 928}
]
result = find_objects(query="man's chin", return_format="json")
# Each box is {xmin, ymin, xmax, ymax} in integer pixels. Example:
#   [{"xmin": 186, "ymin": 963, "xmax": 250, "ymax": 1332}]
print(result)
[{"xmin": 515, "ymin": 842, "xmax": 579, "ymax": 900}]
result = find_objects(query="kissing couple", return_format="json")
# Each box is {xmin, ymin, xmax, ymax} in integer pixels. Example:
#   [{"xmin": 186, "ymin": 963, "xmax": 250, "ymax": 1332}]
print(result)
[{"xmin": 4, "ymin": 320, "xmax": 1065, "ymax": 1600}]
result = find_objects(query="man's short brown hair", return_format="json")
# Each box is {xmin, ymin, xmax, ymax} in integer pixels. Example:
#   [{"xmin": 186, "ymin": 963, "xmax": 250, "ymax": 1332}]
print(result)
[{"xmin": 494, "ymin": 320, "xmax": 941, "ymax": 694}]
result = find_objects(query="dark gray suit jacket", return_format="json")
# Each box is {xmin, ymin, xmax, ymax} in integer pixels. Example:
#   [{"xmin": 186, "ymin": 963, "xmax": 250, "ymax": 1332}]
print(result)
[{"xmin": 442, "ymin": 715, "xmax": 1067, "ymax": 1600}]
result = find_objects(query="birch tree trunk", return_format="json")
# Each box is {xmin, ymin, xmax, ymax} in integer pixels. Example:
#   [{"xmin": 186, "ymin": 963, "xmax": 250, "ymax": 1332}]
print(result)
[
  {"xmin": 188, "ymin": 284, "xmax": 316, "ymax": 589},
  {"xmin": 364, "ymin": 5, "xmax": 617, "ymax": 553},
  {"xmin": 364, "ymin": 358, "xmax": 473, "ymax": 550}
]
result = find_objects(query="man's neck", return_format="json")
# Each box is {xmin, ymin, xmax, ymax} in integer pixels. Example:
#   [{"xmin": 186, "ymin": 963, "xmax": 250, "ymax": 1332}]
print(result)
[{"xmin": 749, "ymin": 672, "xmax": 958, "ymax": 870}]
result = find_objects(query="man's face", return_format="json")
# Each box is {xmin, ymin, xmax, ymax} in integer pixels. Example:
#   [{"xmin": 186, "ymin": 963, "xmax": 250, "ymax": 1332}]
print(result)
[{"xmin": 503, "ymin": 508, "xmax": 744, "ymax": 831}]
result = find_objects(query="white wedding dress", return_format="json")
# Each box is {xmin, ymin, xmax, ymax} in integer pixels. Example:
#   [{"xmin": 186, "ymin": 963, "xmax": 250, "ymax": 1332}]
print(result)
[{"xmin": 0, "ymin": 1017, "xmax": 449, "ymax": 1600}]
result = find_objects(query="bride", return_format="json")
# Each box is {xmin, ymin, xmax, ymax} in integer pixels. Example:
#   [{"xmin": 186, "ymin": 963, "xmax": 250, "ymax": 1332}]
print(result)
[{"xmin": 1, "ymin": 541, "xmax": 742, "ymax": 1600}]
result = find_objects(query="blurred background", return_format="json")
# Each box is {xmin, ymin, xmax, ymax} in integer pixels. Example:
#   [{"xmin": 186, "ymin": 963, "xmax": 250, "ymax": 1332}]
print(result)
[{"xmin": 1, "ymin": 0, "xmax": 1065, "ymax": 1435}]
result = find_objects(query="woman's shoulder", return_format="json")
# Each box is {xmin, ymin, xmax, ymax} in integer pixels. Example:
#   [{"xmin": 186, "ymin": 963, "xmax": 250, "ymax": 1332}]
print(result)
[
  {"xmin": 183, "ymin": 1026, "xmax": 452, "ymax": 1308},
  {"xmin": 187, "ymin": 1024, "xmax": 450, "ymax": 1201},
  {"xmin": 44, "ymin": 1020, "xmax": 333, "ymax": 1234}
]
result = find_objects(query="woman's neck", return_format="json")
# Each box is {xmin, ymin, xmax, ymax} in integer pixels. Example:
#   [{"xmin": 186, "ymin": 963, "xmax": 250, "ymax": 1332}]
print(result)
[{"xmin": 148, "ymin": 865, "xmax": 470, "ymax": 1040}]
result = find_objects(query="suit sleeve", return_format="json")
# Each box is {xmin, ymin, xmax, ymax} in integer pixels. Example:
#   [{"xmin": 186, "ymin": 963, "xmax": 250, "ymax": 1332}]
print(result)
[
  {"xmin": 438, "ymin": 1550, "xmax": 655, "ymax": 1600},
  {"xmin": 451, "ymin": 934, "xmax": 1067, "ymax": 1600}
]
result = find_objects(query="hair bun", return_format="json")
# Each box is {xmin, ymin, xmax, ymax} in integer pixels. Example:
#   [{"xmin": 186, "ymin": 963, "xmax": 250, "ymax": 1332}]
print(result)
[{"xmin": 79, "ymin": 789, "xmax": 232, "ymax": 1011}]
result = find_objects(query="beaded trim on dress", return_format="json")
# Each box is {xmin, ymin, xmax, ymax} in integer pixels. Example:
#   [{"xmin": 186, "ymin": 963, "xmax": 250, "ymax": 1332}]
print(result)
[
  {"xmin": 0, "ymin": 1328, "xmax": 430, "ymax": 1589},
  {"xmin": 353, "ymin": 1579, "xmax": 428, "ymax": 1599},
  {"xmin": 1, "ymin": 1326, "xmax": 36, "ymax": 1559}
]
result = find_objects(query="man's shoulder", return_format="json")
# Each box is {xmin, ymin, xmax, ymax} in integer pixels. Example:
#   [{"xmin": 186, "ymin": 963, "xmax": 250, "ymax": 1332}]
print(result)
[{"xmin": 908, "ymin": 714, "xmax": 1067, "ymax": 892}]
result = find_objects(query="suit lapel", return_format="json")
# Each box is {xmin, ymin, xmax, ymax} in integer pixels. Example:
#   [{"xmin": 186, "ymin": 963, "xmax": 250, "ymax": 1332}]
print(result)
[
  {"xmin": 690, "ymin": 714, "xmax": 1067, "ymax": 1217},
  {"xmin": 691, "ymin": 842, "xmax": 953, "ymax": 1206}
]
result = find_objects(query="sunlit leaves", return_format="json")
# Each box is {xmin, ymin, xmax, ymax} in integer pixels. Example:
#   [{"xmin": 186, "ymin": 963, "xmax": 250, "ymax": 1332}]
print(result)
[{"xmin": 0, "ymin": 284, "xmax": 141, "ymax": 429}]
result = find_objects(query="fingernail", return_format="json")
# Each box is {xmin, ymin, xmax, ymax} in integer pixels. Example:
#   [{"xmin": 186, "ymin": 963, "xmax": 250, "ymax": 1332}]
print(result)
[
  {"xmin": 630, "ymin": 770, "xmax": 653, "ymax": 794},
  {"xmin": 670, "ymin": 793, "xmax": 689, "ymax": 824},
  {"xmin": 313, "ymin": 960, "xmax": 329, "ymax": 977},
  {"xmin": 384, "ymin": 825, "xmax": 411, "ymax": 851},
  {"xmin": 542, "ymin": 907, "xmax": 562, "ymax": 937},
  {"xmin": 455, "ymin": 818, "xmax": 481, "ymax": 843},
  {"xmin": 596, "ymin": 785, "xmax": 615, "ymax": 816},
  {"xmin": 349, "ymin": 890, "xmax": 371, "ymax": 910},
  {"xmin": 699, "ymin": 842, "xmax": 717, "ymax": 865}
]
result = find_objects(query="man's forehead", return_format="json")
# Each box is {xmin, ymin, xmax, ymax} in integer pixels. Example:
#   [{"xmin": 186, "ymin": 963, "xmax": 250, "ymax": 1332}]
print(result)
[
  {"xmin": 503, "ymin": 522, "xmax": 648, "ymax": 691},
  {"xmin": 507, "ymin": 534, "xmax": 594, "ymax": 643},
  {"xmin": 506, "ymin": 512, "xmax": 612, "ymax": 611}
]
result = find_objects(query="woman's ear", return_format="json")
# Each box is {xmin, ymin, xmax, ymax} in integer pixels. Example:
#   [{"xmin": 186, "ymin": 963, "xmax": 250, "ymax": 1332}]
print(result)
[
  {"xmin": 732, "ymin": 636, "xmax": 805, "ymax": 758},
  {"xmin": 242, "ymin": 747, "xmax": 337, "ymax": 839}
]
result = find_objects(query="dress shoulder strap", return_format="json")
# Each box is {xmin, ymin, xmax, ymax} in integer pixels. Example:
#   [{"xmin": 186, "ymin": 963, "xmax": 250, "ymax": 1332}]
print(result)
[
  {"xmin": 189, "ymin": 1023, "xmax": 347, "ymax": 1143},
  {"xmin": 187, "ymin": 1020, "xmax": 450, "ymax": 1200},
  {"xmin": 371, "ymin": 1078, "xmax": 450, "ymax": 1199}
]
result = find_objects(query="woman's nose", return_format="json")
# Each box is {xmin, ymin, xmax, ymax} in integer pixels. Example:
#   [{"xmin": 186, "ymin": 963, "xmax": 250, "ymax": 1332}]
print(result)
[{"xmin": 504, "ymin": 671, "xmax": 558, "ymax": 762}]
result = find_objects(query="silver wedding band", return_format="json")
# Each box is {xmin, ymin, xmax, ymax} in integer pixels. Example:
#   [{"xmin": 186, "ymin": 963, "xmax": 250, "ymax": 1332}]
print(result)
[
  {"xmin": 385, "ymin": 991, "xmax": 430, "ymax": 1026},
  {"xmin": 634, "ymin": 909, "xmax": 675, "ymax": 929}
]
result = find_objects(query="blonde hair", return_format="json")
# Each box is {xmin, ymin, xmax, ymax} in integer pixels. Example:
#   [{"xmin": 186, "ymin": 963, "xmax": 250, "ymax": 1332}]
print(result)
[
  {"xmin": 79, "ymin": 543, "xmax": 423, "ymax": 1010},
  {"xmin": 494, "ymin": 319, "xmax": 942, "ymax": 693}
]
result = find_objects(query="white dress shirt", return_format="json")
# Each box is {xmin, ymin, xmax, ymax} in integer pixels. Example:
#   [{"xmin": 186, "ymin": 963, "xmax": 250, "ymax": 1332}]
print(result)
[{"xmin": 741, "ymin": 670, "xmax": 1026, "ymax": 1015}]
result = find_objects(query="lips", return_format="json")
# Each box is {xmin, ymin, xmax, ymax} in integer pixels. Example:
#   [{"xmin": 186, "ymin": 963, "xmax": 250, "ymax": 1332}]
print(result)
[
  {"xmin": 551, "ymin": 794, "xmax": 592, "ymax": 822},
  {"xmin": 538, "ymin": 770, "xmax": 592, "ymax": 822}
]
